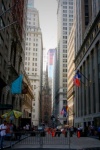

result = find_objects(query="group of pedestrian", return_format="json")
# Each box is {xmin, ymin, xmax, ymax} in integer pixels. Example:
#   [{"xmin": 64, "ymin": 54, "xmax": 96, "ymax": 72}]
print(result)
[
  {"xmin": 0, "ymin": 120, "xmax": 19, "ymax": 149},
  {"xmin": 0, "ymin": 120, "xmax": 7, "ymax": 149}
]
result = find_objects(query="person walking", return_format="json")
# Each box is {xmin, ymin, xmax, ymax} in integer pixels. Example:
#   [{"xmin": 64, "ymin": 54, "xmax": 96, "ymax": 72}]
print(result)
[{"xmin": 0, "ymin": 120, "xmax": 7, "ymax": 149}]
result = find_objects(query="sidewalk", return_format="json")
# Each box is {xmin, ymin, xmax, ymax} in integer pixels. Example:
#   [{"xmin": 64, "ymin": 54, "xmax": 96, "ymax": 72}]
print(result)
[{"xmin": 1, "ymin": 134, "xmax": 100, "ymax": 149}]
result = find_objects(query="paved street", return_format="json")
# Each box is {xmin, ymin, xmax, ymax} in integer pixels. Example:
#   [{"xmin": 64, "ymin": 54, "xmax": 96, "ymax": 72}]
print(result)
[{"xmin": 3, "ymin": 134, "xmax": 100, "ymax": 150}]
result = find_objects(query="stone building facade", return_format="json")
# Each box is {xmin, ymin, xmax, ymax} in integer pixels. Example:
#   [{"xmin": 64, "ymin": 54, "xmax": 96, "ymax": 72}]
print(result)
[
  {"xmin": 0, "ymin": 0, "xmax": 28, "ymax": 124},
  {"xmin": 74, "ymin": 11, "xmax": 100, "ymax": 128},
  {"xmin": 22, "ymin": 71, "xmax": 34, "ymax": 126}
]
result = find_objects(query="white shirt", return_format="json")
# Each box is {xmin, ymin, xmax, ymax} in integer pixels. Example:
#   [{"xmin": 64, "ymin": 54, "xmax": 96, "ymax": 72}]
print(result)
[
  {"xmin": 25, "ymin": 124, "xmax": 30, "ymax": 130},
  {"xmin": 0, "ymin": 124, "xmax": 7, "ymax": 136}
]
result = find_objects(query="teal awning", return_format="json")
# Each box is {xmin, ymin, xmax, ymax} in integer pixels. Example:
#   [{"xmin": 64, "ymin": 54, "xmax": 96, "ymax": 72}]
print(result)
[{"xmin": 0, "ymin": 104, "xmax": 13, "ymax": 110}]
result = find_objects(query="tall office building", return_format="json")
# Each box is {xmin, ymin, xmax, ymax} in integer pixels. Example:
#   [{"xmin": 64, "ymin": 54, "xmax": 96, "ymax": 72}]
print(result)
[
  {"xmin": 24, "ymin": 1, "xmax": 43, "ymax": 126},
  {"xmin": 56, "ymin": 0, "xmax": 74, "ymax": 124},
  {"xmin": 67, "ymin": 23, "xmax": 75, "ymax": 126},
  {"xmin": 28, "ymin": 0, "xmax": 34, "ymax": 8}
]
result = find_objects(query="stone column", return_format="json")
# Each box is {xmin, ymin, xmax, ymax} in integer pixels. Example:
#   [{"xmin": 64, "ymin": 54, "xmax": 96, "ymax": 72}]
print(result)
[
  {"xmin": 85, "ymin": 59, "xmax": 89, "ymax": 115},
  {"xmin": 90, "ymin": 52, "xmax": 93, "ymax": 113},
  {"xmin": 81, "ymin": 65, "xmax": 84, "ymax": 116},
  {"xmin": 94, "ymin": 45, "xmax": 99, "ymax": 112}
]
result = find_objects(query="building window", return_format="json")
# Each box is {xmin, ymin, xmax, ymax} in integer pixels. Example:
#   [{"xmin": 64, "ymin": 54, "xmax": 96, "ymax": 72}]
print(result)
[
  {"xmin": 63, "ymin": 74, "xmax": 67, "ymax": 77},
  {"xmin": 2, "ymin": 1, "xmax": 6, "ymax": 12},
  {"xmin": 63, "ymin": 2, "xmax": 67, "ymax": 5},
  {"xmin": 63, "ymin": 27, "xmax": 67, "ymax": 30},
  {"xmin": 63, "ymin": 84, "xmax": 66, "ymax": 87},
  {"xmin": 63, "ymin": 59, "xmax": 67, "ymax": 62},
  {"xmin": 63, "ymin": 69, "xmax": 67, "ymax": 72},
  {"xmin": 33, "ymin": 115, "xmax": 35, "ymax": 118},
  {"xmin": 4, "ymin": 60, "xmax": 6, "ymax": 70},
  {"xmin": 0, "ymin": 18, "xmax": 5, "ymax": 27},
  {"xmin": 63, "ymin": 79, "xmax": 67, "ymax": 82},
  {"xmin": 63, "ymin": 100, "xmax": 67, "ymax": 105},
  {"xmin": 5, "ymin": 45, "xmax": 8, "ymax": 56},
  {"xmin": 33, "ymin": 109, "xmax": 35, "ymax": 112},
  {"xmin": 63, "ymin": 54, "xmax": 67, "ymax": 58}
]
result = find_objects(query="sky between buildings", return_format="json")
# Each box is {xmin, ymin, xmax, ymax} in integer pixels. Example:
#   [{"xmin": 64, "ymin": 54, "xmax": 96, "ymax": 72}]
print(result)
[{"xmin": 34, "ymin": 0, "xmax": 57, "ymax": 51}]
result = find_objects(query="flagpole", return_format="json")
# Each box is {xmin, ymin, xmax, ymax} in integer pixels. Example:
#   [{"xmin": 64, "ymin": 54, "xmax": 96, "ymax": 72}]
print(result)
[
  {"xmin": 80, "ymin": 80, "xmax": 85, "ymax": 85},
  {"xmin": 78, "ymin": 70, "xmax": 91, "ymax": 82},
  {"xmin": 0, "ymin": 21, "xmax": 17, "ymax": 31}
]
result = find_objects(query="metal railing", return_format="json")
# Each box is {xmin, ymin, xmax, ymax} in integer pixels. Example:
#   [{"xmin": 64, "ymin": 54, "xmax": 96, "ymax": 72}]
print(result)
[{"xmin": 10, "ymin": 130, "xmax": 70, "ymax": 149}]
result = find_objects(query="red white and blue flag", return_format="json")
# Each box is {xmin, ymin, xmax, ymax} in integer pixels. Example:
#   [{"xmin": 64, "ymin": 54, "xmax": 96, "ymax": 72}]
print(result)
[
  {"xmin": 73, "ymin": 71, "xmax": 81, "ymax": 87},
  {"xmin": 60, "ymin": 107, "xmax": 68, "ymax": 117}
]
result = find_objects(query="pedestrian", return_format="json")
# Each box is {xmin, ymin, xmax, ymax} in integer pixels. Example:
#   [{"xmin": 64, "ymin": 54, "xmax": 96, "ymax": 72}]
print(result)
[
  {"xmin": 0, "ymin": 120, "xmax": 7, "ymax": 149},
  {"xmin": 25, "ymin": 123, "xmax": 30, "ymax": 131}
]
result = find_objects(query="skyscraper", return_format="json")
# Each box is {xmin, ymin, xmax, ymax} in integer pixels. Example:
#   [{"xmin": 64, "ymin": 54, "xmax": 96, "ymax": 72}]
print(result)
[
  {"xmin": 24, "ymin": 1, "xmax": 43, "ymax": 126},
  {"xmin": 27, "ymin": 0, "xmax": 34, "ymax": 8},
  {"xmin": 56, "ymin": 0, "xmax": 74, "ymax": 124}
]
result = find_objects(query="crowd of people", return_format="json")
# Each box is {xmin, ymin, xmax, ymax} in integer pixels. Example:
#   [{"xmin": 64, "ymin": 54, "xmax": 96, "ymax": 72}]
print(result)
[{"xmin": 0, "ymin": 120, "xmax": 100, "ymax": 149}]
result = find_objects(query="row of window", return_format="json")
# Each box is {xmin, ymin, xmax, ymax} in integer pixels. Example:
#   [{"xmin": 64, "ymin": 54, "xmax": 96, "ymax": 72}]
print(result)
[
  {"xmin": 63, "ymin": 6, "xmax": 73, "ymax": 9},
  {"xmin": 25, "ymin": 52, "xmax": 38, "ymax": 56},
  {"xmin": 26, "ymin": 36, "xmax": 38, "ymax": 41},
  {"xmin": 63, "ymin": 2, "xmax": 73, "ymax": 5},
  {"xmin": 25, "ymin": 57, "xmax": 37, "ymax": 61},
  {"xmin": 26, "ymin": 47, "xmax": 38, "ymax": 51},
  {"xmin": 26, "ymin": 43, "xmax": 38, "ymax": 46},
  {"xmin": 25, "ymin": 62, "xmax": 37, "ymax": 66},
  {"xmin": 63, "ymin": 18, "xmax": 73, "ymax": 22},
  {"xmin": 27, "ymin": 27, "xmax": 39, "ymax": 32},
  {"xmin": 63, "ymin": 6, "xmax": 73, "ymax": 12},
  {"xmin": 26, "ymin": 33, "xmax": 39, "ymax": 37},
  {"xmin": 25, "ymin": 67, "xmax": 37, "ymax": 71},
  {"xmin": 27, "ymin": 72, "xmax": 37, "ymax": 76}
]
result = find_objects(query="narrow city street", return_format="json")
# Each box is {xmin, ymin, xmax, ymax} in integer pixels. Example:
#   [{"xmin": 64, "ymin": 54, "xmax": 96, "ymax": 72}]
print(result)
[{"xmin": 0, "ymin": 0, "xmax": 100, "ymax": 150}]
